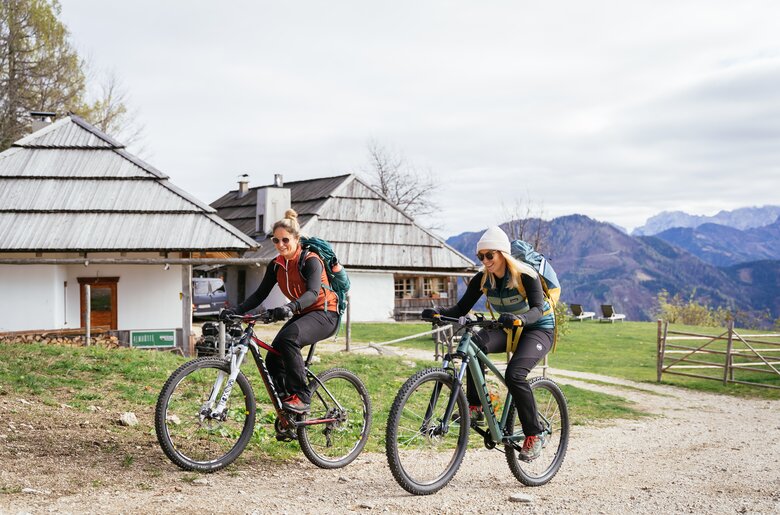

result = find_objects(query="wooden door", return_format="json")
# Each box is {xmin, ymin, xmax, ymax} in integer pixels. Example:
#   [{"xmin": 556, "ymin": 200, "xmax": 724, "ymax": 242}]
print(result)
[{"xmin": 78, "ymin": 277, "xmax": 119, "ymax": 330}]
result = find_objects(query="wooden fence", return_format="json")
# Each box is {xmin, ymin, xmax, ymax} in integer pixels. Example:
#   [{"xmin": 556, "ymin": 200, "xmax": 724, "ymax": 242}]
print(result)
[{"xmin": 657, "ymin": 320, "xmax": 780, "ymax": 389}]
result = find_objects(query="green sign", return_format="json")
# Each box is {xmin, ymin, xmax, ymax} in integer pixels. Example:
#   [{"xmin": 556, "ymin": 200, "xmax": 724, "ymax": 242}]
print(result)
[{"xmin": 130, "ymin": 330, "xmax": 177, "ymax": 348}]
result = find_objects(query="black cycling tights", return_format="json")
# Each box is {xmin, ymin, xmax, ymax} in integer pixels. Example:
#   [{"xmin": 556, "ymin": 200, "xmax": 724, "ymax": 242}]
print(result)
[
  {"xmin": 465, "ymin": 327, "xmax": 554, "ymax": 436},
  {"xmin": 265, "ymin": 310, "xmax": 339, "ymax": 403}
]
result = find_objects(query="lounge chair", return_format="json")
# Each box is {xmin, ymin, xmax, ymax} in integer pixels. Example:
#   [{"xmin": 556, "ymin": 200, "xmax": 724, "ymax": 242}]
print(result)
[
  {"xmin": 599, "ymin": 304, "xmax": 626, "ymax": 323},
  {"xmin": 569, "ymin": 304, "xmax": 595, "ymax": 321}
]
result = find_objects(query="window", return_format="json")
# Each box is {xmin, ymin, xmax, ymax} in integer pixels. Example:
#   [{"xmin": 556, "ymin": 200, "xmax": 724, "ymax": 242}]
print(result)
[
  {"xmin": 423, "ymin": 277, "xmax": 447, "ymax": 298},
  {"xmin": 394, "ymin": 278, "xmax": 415, "ymax": 299}
]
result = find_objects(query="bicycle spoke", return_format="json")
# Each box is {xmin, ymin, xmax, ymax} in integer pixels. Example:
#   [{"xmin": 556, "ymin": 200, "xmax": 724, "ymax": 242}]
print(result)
[
  {"xmin": 505, "ymin": 377, "xmax": 569, "ymax": 486},
  {"xmin": 298, "ymin": 368, "xmax": 371, "ymax": 469},
  {"xmin": 386, "ymin": 369, "xmax": 469, "ymax": 495},
  {"xmin": 155, "ymin": 358, "xmax": 255, "ymax": 472}
]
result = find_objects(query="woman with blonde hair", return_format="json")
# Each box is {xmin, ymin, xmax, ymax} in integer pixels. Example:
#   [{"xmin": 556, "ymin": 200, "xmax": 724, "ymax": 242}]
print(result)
[
  {"xmin": 422, "ymin": 225, "xmax": 555, "ymax": 461},
  {"xmin": 221, "ymin": 209, "xmax": 339, "ymax": 414}
]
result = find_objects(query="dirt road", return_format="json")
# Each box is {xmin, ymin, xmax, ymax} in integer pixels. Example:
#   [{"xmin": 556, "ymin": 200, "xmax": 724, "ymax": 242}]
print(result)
[{"xmin": 2, "ymin": 349, "xmax": 779, "ymax": 514}]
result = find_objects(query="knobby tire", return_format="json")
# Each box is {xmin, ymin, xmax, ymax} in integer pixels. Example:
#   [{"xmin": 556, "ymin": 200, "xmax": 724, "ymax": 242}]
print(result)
[
  {"xmin": 505, "ymin": 377, "xmax": 569, "ymax": 486},
  {"xmin": 298, "ymin": 367, "xmax": 372, "ymax": 469},
  {"xmin": 385, "ymin": 368, "xmax": 469, "ymax": 495},
  {"xmin": 155, "ymin": 357, "xmax": 256, "ymax": 472}
]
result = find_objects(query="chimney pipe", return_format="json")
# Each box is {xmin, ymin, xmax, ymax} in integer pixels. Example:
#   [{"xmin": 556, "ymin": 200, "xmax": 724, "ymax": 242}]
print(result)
[
  {"xmin": 30, "ymin": 111, "xmax": 56, "ymax": 133},
  {"xmin": 237, "ymin": 174, "xmax": 249, "ymax": 198},
  {"xmin": 274, "ymin": 173, "xmax": 283, "ymax": 187}
]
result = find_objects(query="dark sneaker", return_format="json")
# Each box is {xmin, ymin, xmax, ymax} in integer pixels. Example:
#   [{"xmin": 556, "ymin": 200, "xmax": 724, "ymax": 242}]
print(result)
[
  {"xmin": 519, "ymin": 434, "xmax": 544, "ymax": 461},
  {"xmin": 469, "ymin": 406, "xmax": 485, "ymax": 426},
  {"xmin": 275, "ymin": 429, "xmax": 296, "ymax": 442},
  {"xmin": 281, "ymin": 394, "xmax": 310, "ymax": 414},
  {"xmin": 453, "ymin": 406, "xmax": 485, "ymax": 426}
]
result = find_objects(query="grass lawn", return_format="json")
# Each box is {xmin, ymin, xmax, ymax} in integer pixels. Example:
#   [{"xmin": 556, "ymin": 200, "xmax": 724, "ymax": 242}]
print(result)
[
  {"xmin": 0, "ymin": 340, "xmax": 645, "ymax": 462},
  {"xmin": 344, "ymin": 320, "xmax": 780, "ymax": 398}
]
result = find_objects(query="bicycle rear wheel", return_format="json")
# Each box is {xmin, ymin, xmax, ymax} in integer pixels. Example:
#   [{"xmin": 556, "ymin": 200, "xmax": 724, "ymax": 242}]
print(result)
[
  {"xmin": 298, "ymin": 367, "xmax": 372, "ymax": 469},
  {"xmin": 385, "ymin": 368, "xmax": 469, "ymax": 495},
  {"xmin": 155, "ymin": 357, "xmax": 256, "ymax": 472},
  {"xmin": 505, "ymin": 376, "xmax": 569, "ymax": 486}
]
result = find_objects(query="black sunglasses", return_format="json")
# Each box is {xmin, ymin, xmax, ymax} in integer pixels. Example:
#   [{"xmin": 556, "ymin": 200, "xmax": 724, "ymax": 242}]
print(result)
[
  {"xmin": 272, "ymin": 237, "xmax": 291, "ymax": 245},
  {"xmin": 477, "ymin": 251, "xmax": 497, "ymax": 261}
]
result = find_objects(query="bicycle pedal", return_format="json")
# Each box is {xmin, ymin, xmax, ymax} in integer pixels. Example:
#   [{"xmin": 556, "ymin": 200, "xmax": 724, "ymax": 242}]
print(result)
[{"xmin": 275, "ymin": 431, "xmax": 296, "ymax": 442}]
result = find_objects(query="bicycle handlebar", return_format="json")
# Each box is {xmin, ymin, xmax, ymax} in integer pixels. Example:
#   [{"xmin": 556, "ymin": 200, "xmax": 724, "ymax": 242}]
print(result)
[
  {"xmin": 223, "ymin": 311, "xmax": 275, "ymax": 324},
  {"xmin": 423, "ymin": 313, "xmax": 504, "ymax": 331}
]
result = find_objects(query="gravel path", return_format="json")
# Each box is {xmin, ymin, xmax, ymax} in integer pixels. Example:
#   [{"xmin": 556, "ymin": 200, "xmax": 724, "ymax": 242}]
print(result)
[{"xmin": 2, "ymin": 344, "xmax": 779, "ymax": 514}]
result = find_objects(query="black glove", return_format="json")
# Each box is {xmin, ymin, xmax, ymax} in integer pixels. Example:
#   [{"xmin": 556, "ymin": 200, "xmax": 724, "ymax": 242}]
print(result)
[
  {"xmin": 219, "ymin": 308, "xmax": 236, "ymax": 322},
  {"xmin": 498, "ymin": 312, "xmax": 522, "ymax": 329},
  {"xmin": 271, "ymin": 305, "xmax": 293, "ymax": 322},
  {"xmin": 421, "ymin": 308, "xmax": 440, "ymax": 321}
]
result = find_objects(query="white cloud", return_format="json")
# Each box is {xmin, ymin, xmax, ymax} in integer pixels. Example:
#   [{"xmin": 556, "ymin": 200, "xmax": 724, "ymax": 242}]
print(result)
[{"xmin": 60, "ymin": 0, "xmax": 780, "ymax": 236}]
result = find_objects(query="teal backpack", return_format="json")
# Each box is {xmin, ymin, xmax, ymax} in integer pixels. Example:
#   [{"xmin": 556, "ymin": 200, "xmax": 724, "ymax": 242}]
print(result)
[{"xmin": 298, "ymin": 236, "xmax": 351, "ymax": 316}]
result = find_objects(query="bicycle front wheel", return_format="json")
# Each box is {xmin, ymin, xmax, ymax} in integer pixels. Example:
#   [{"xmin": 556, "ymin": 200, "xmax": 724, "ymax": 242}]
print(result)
[
  {"xmin": 155, "ymin": 357, "xmax": 256, "ymax": 472},
  {"xmin": 385, "ymin": 368, "xmax": 469, "ymax": 495},
  {"xmin": 298, "ymin": 367, "xmax": 372, "ymax": 469},
  {"xmin": 505, "ymin": 376, "xmax": 569, "ymax": 486}
]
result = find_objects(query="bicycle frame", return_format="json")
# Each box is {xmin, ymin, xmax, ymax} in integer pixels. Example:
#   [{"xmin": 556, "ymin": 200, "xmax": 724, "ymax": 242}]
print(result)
[
  {"xmin": 213, "ymin": 318, "xmax": 343, "ymax": 428},
  {"xmin": 432, "ymin": 318, "xmax": 528, "ymax": 448}
]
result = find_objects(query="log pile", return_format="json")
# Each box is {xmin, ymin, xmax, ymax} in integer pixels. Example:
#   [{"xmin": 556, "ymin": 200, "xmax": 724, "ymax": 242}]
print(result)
[{"xmin": 0, "ymin": 330, "xmax": 120, "ymax": 348}]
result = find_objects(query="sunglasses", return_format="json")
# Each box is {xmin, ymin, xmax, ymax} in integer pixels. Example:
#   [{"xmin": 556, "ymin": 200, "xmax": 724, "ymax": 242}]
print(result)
[
  {"xmin": 477, "ymin": 251, "xmax": 497, "ymax": 261},
  {"xmin": 272, "ymin": 237, "xmax": 291, "ymax": 245}
]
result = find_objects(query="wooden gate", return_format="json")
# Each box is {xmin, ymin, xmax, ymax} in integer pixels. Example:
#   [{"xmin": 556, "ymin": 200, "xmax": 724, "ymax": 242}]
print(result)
[{"xmin": 657, "ymin": 320, "xmax": 780, "ymax": 389}]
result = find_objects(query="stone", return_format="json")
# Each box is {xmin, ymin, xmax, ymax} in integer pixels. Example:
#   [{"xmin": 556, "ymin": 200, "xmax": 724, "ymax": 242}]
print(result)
[
  {"xmin": 119, "ymin": 412, "xmax": 139, "ymax": 427},
  {"xmin": 509, "ymin": 493, "xmax": 533, "ymax": 503}
]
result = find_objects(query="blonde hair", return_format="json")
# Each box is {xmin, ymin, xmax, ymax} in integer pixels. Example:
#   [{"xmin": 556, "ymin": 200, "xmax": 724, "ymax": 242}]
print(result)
[
  {"xmin": 479, "ymin": 251, "xmax": 537, "ymax": 291},
  {"xmin": 272, "ymin": 209, "xmax": 301, "ymax": 238}
]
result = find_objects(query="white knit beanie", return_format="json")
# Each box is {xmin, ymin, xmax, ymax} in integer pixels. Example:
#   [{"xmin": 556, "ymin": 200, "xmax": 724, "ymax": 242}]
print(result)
[{"xmin": 477, "ymin": 226, "xmax": 510, "ymax": 254}]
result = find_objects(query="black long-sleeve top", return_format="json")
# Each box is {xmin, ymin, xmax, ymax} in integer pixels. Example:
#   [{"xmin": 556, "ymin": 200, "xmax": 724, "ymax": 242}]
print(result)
[
  {"xmin": 236, "ymin": 258, "xmax": 324, "ymax": 314},
  {"xmin": 440, "ymin": 271, "xmax": 548, "ymax": 327}
]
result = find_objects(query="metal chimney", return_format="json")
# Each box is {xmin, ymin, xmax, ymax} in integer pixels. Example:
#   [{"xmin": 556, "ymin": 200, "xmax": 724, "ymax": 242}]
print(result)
[
  {"xmin": 274, "ymin": 174, "xmax": 284, "ymax": 187},
  {"xmin": 30, "ymin": 111, "xmax": 56, "ymax": 132}
]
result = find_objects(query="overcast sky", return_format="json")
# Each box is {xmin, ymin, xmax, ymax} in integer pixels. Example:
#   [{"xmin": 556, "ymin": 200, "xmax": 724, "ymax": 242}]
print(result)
[{"xmin": 59, "ymin": 1, "xmax": 780, "ymax": 237}]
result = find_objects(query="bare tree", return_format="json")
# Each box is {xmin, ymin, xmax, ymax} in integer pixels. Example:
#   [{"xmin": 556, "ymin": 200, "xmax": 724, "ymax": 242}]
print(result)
[
  {"xmin": 84, "ymin": 69, "xmax": 145, "ymax": 151},
  {"xmin": 500, "ymin": 197, "xmax": 550, "ymax": 252},
  {"xmin": 362, "ymin": 139, "xmax": 439, "ymax": 219}
]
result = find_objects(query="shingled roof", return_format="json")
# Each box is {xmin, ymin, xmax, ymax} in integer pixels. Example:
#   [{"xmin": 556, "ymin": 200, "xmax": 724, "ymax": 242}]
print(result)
[
  {"xmin": 0, "ymin": 115, "xmax": 257, "ymax": 253},
  {"xmin": 211, "ymin": 174, "xmax": 474, "ymax": 271}
]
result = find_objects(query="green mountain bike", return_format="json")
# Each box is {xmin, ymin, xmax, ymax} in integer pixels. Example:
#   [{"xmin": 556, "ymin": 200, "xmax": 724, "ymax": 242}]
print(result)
[{"xmin": 385, "ymin": 314, "xmax": 570, "ymax": 495}]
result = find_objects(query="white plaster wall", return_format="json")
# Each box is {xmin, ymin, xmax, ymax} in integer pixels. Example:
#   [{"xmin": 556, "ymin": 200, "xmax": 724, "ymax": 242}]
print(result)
[
  {"xmin": 234, "ymin": 264, "xmax": 288, "ymax": 312},
  {"xmin": 63, "ymin": 264, "xmax": 183, "ymax": 331},
  {"xmin": 0, "ymin": 265, "xmax": 62, "ymax": 331},
  {"xmin": 347, "ymin": 271, "xmax": 395, "ymax": 322}
]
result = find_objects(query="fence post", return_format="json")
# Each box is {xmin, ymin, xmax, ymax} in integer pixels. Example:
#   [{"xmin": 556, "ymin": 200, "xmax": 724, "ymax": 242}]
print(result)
[
  {"xmin": 657, "ymin": 320, "xmax": 668, "ymax": 382},
  {"xmin": 85, "ymin": 285, "xmax": 91, "ymax": 346},
  {"xmin": 723, "ymin": 320, "xmax": 734, "ymax": 385},
  {"xmin": 218, "ymin": 321, "xmax": 225, "ymax": 358},
  {"xmin": 656, "ymin": 319, "xmax": 662, "ymax": 382},
  {"xmin": 345, "ymin": 294, "xmax": 351, "ymax": 352}
]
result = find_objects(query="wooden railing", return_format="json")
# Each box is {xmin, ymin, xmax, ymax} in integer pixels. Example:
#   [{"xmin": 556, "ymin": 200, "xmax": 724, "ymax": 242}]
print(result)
[{"xmin": 657, "ymin": 320, "xmax": 780, "ymax": 389}]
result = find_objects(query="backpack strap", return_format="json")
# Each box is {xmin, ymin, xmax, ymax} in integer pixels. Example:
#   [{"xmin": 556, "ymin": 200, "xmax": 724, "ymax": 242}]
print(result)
[{"xmin": 298, "ymin": 248, "xmax": 331, "ymax": 313}]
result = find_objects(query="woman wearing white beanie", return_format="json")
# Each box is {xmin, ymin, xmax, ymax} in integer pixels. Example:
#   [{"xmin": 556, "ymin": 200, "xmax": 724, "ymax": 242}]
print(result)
[{"xmin": 422, "ymin": 225, "xmax": 555, "ymax": 461}]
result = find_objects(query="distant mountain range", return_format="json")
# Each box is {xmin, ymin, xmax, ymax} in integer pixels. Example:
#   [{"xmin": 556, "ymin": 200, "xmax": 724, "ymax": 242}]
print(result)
[
  {"xmin": 654, "ymin": 218, "xmax": 780, "ymax": 267},
  {"xmin": 632, "ymin": 205, "xmax": 780, "ymax": 236},
  {"xmin": 445, "ymin": 213, "xmax": 779, "ymax": 325}
]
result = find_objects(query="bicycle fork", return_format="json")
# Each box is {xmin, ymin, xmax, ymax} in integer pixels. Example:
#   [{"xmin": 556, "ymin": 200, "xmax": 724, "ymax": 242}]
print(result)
[
  {"xmin": 420, "ymin": 355, "xmax": 469, "ymax": 436},
  {"xmin": 206, "ymin": 345, "xmax": 249, "ymax": 420}
]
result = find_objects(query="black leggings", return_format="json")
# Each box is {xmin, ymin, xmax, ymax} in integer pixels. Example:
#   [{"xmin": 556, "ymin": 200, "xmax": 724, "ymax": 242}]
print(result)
[
  {"xmin": 466, "ymin": 327, "xmax": 554, "ymax": 436},
  {"xmin": 266, "ymin": 310, "xmax": 339, "ymax": 403}
]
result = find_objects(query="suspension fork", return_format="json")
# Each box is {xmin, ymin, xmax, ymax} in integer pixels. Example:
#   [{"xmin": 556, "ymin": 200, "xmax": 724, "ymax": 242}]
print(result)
[{"xmin": 209, "ymin": 344, "xmax": 249, "ymax": 417}]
